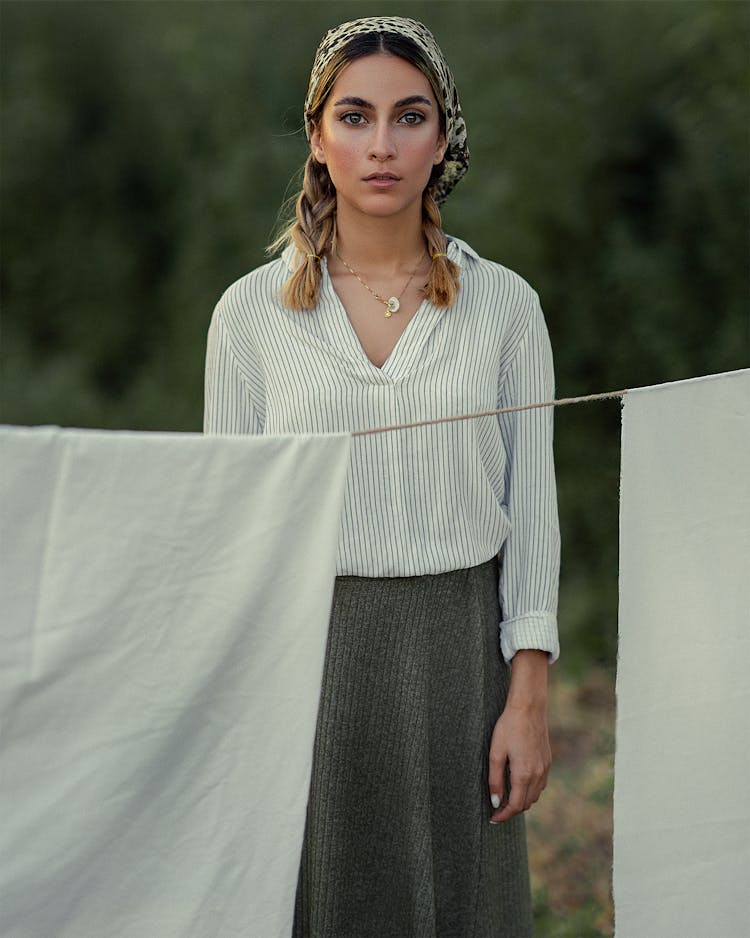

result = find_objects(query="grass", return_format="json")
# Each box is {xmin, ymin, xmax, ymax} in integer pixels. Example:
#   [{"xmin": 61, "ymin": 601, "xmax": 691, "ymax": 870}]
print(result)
[{"xmin": 528, "ymin": 667, "xmax": 615, "ymax": 937}]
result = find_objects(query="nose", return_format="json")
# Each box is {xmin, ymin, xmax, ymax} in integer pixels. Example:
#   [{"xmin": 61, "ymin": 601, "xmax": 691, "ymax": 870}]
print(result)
[{"xmin": 369, "ymin": 120, "xmax": 396, "ymax": 162}]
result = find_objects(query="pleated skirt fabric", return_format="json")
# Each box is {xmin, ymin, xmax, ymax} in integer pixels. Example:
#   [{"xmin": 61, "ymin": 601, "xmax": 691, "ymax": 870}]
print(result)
[{"xmin": 293, "ymin": 559, "xmax": 533, "ymax": 938}]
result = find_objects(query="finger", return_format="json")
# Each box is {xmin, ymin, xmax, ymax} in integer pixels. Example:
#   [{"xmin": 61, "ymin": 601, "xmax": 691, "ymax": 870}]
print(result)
[
  {"xmin": 513, "ymin": 761, "xmax": 550, "ymax": 816},
  {"xmin": 524, "ymin": 770, "xmax": 549, "ymax": 810},
  {"xmin": 493, "ymin": 773, "xmax": 529, "ymax": 822},
  {"xmin": 527, "ymin": 753, "xmax": 552, "ymax": 807},
  {"xmin": 488, "ymin": 747, "xmax": 507, "ymax": 811}
]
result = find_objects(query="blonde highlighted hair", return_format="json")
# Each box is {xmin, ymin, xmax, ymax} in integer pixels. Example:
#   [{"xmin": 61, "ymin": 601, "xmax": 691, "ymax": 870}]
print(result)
[{"xmin": 268, "ymin": 31, "xmax": 460, "ymax": 311}]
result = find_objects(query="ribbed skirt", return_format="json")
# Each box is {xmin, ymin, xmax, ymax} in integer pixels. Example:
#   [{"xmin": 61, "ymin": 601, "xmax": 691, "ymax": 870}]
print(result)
[{"xmin": 293, "ymin": 559, "xmax": 532, "ymax": 938}]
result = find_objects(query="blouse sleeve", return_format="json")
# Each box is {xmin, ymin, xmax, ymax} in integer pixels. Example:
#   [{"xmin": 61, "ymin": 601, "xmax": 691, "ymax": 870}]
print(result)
[
  {"xmin": 203, "ymin": 306, "xmax": 265, "ymax": 435},
  {"xmin": 496, "ymin": 292, "xmax": 560, "ymax": 662}
]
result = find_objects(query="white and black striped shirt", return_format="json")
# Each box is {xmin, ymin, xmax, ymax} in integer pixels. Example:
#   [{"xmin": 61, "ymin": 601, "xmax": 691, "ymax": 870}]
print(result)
[{"xmin": 204, "ymin": 236, "xmax": 560, "ymax": 661}]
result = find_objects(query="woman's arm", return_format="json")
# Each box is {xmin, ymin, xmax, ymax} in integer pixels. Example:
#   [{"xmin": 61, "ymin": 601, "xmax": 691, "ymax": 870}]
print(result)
[
  {"xmin": 489, "ymin": 288, "xmax": 559, "ymax": 821},
  {"xmin": 488, "ymin": 649, "xmax": 551, "ymax": 822},
  {"xmin": 495, "ymin": 290, "xmax": 560, "ymax": 662},
  {"xmin": 204, "ymin": 306, "xmax": 265, "ymax": 435}
]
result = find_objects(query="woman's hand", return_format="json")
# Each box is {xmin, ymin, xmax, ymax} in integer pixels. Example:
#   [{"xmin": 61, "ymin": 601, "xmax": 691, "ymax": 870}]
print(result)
[{"xmin": 488, "ymin": 649, "xmax": 551, "ymax": 823}]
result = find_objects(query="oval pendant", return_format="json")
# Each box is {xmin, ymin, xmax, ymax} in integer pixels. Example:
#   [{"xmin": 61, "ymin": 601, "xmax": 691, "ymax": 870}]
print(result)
[{"xmin": 386, "ymin": 296, "xmax": 400, "ymax": 315}]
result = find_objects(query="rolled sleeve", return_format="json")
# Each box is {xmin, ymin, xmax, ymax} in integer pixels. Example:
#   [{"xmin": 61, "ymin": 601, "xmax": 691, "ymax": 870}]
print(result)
[{"xmin": 497, "ymin": 292, "xmax": 561, "ymax": 663}]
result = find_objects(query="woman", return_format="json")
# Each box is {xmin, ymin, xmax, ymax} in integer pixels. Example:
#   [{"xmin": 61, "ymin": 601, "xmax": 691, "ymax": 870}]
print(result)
[{"xmin": 204, "ymin": 16, "xmax": 559, "ymax": 938}]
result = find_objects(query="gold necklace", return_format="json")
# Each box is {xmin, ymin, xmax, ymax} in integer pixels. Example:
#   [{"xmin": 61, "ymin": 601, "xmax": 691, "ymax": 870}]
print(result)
[{"xmin": 335, "ymin": 249, "xmax": 425, "ymax": 319}]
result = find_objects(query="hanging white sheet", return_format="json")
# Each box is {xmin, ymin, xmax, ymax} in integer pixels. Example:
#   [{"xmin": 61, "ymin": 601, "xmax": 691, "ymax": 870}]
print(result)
[
  {"xmin": 615, "ymin": 370, "xmax": 750, "ymax": 938},
  {"xmin": 0, "ymin": 426, "xmax": 351, "ymax": 938}
]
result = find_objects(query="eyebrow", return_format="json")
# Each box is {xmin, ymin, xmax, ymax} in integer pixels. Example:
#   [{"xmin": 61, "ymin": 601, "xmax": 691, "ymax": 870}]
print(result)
[{"xmin": 332, "ymin": 95, "xmax": 433, "ymax": 110}]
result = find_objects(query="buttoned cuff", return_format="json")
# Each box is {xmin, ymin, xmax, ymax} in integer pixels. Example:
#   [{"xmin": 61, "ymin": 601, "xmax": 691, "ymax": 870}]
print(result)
[{"xmin": 499, "ymin": 612, "xmax": 560, "ymax": 664}]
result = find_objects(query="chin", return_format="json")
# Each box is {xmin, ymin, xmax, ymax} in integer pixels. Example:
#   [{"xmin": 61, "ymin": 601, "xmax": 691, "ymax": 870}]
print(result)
[{"xmin": 354, "ymin": 192, "xmax": 425, "ymax": 219}]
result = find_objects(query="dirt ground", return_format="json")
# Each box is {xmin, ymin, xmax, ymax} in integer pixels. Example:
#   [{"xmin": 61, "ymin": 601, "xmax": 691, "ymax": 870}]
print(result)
[{"xmin": 527, "ymin": 667, "xmax": 615, "ymax": 937}]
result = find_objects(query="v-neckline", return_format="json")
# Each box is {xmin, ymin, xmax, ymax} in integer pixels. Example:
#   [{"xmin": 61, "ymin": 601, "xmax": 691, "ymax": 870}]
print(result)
[{"xmin": 321, "ymin": 259, "xmax": 433, "ymax": 375}]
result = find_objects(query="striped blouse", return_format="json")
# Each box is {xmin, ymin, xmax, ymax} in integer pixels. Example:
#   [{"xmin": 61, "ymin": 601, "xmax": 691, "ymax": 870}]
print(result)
[{"xmin": 204, "ymin": 236, "xmax": 560, "ymax": 661}]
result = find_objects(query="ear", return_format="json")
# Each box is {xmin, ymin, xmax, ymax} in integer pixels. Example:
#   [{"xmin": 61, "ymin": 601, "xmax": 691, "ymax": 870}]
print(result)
[
  {"xmin": 433, "ymin": 132, "xmax": 447, "ymax": 166},
  {"xmin": 310, "ymin": 126, "xmax": 327, "ymax": 165}
]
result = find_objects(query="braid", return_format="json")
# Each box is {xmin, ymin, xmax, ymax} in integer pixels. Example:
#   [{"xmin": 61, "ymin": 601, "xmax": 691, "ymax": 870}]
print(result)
[
  {"xmin": 271, "ymin": 157, "xmax": 337, "ymax": 310},
  {"xmin": 271, "ymin": 170, "xmax": 460, "ymax": 311},
  {"xmin": 421, "ymin": 189, "xmax": 460, "ymax": 307}
]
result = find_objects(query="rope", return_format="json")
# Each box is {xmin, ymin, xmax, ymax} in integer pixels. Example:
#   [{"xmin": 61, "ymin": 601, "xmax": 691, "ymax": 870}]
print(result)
[{"xmin": 351, "ymin": 388, "xmax": 628, "ymax": 437}]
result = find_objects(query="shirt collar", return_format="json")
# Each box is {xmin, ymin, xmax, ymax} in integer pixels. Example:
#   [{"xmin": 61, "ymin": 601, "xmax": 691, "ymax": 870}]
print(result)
[{"xmin": 445, "ymin": 235, "xmax": 479, "ymax": 268}]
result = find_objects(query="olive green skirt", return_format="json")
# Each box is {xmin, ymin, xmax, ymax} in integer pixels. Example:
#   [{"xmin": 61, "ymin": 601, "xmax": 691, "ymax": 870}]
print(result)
[{"xmin": 293, "ymin": 559, "xmax": 532, "ymax": 938}]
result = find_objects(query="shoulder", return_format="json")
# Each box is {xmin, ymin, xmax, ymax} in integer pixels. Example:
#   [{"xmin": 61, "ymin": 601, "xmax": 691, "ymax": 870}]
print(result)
[
  {"xmin": 214, "ymin": 254, "xmax": 290, "ymax": 329},
  {"xmin": 446, "ymin": 235, "xmax": 542, "ymax": 331},
  {"xmin": 447, "ymin": 236, "xmax": 539, "ymax": 303}
]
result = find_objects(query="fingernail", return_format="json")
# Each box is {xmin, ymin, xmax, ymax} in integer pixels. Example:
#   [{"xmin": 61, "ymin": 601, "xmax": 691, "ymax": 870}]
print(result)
[{"xmin": 490, "ymin": 794, "xmax": 500, "ymax": 809}]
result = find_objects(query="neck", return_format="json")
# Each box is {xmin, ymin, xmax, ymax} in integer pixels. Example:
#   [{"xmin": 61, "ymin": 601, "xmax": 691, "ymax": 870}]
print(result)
[{"xmin": 333, "ymin": 202, "xmax": 426, "ymax": 274}]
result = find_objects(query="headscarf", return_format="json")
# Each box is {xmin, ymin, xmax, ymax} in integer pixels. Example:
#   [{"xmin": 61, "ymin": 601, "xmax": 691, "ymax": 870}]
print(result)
[{"xmin": 303, "ymin": 16, "xmax": 469, "ymax": 205}]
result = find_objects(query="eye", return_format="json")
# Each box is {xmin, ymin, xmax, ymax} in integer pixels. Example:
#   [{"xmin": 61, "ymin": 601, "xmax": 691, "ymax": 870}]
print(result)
[
  {"xmin": 398, "ymin": 111, "xmax": 426, "ymax": 125},
  {"xmin": 339, "ymin": 111, "xmax": 367, "ymax": 126}
]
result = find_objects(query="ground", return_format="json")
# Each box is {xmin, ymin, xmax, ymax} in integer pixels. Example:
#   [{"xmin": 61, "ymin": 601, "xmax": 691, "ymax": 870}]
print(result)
[{"xmin": 528, "ymin": 667, "xmax": 615, "ymax": 937}]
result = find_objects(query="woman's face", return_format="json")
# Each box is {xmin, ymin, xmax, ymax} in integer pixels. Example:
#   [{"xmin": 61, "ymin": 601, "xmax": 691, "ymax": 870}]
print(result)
[{"xmin": 310, "ymin": 53, "xmax": 446, "ymax": 222}]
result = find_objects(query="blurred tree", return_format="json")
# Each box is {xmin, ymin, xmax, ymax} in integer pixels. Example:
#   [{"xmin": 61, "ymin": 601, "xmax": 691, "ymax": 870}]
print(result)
[{"xmin": 2, "ymin": 0, "xmax": 748, "ymax": 669}]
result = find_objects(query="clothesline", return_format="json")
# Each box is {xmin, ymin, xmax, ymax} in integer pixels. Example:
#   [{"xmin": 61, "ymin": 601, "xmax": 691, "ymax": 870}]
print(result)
[{"xmin": 351, "ymin": 388, "xmax": 629, "ymax": 437}]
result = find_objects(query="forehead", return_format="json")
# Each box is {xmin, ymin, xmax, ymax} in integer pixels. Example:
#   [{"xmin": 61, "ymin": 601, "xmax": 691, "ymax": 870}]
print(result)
[{"xmin": 328, "ymin": 53, "xmax": 437, "ymax": 105}]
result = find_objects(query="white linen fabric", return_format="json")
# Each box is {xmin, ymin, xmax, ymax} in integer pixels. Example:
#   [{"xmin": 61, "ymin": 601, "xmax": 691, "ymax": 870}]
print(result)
[
  {"xmin": 204, "ymin": 235, "xmax": 560, "ymax": 662},
  {"xmin": 614, "ymin": 370, "xmax": 750, "ymax": 938},
  {"xmin": 0, "ymin": 426, "xmax": 351, "ymax": 938}
]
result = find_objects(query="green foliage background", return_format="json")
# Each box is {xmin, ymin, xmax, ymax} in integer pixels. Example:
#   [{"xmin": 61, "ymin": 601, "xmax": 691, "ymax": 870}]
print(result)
[{"xmin": 2, "ymin": 0, "xmax": 749, "ymax": 674}]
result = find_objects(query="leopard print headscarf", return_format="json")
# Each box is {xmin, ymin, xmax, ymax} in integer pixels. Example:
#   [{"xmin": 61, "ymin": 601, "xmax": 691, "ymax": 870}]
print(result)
[{"xmin": 304, "ymin": 16, "xmax": 469, "ymax": 205}]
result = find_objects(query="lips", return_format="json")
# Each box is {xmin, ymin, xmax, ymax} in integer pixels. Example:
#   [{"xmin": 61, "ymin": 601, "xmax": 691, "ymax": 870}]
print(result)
[{"xmin": 364, "ymin": 172, "xmax": 400, "ymax": 181}]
